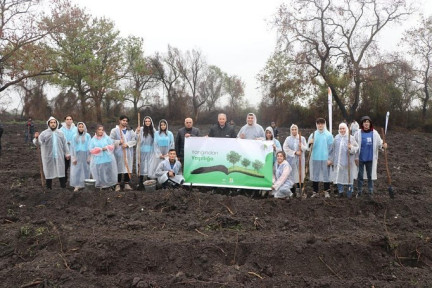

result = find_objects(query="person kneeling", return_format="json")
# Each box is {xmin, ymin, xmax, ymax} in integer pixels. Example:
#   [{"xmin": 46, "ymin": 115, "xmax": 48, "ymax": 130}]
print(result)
[
  {"xmin": 155, "ymin": 149, "xmax": 184, "ymax": 188},
  {"xmin": 271, "ymin": 151, "xmax": 294, "ymax": 199}
]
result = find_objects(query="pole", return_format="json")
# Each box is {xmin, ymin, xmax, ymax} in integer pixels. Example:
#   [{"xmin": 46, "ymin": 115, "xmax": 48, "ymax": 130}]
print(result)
[
  {"xmin": 298, "ymin": 132, "xmax": 303, "ymax": 197},
  {"xmin": 385, "ymin": 111, "xmax": 390, "ymax": 135},
  {"xmin": 328, "ymin": 87, "xmax": 333, "ymax": 134},
  {"xmin": 137, "ymin": 113, "xmax": 141, "ymax": 178},
  {"xmin": 381, "ymin": 128, "xmax": 394, "ymax": 199},
  {"xmin": 347, "ymin": 126, "xmax": 351, "ymax": 184},
  {"xmin": 305, "ymin": 131, "xmax": 315, "ymax": 179}
]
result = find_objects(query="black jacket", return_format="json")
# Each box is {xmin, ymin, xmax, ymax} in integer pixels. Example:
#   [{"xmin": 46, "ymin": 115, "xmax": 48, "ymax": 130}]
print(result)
[{"xmin": 208, "ymin": 124, "xmax": 236, "ymax": 138}]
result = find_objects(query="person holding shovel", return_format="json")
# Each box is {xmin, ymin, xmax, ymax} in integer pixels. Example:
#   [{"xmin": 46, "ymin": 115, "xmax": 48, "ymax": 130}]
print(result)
[
  {"xmin": 110, "ymin": 115, "xmax": 136, "ymax": 192},
  {"xmin": 329, "ymin": 122, "xmax": 358, "ymax": 198},
  {"xmin": 353, "ymin": 116, "xmax": 387, "ymax": 198},
  {"xmin": 135, "ymin": 116, "xmax": 156, "ymax": 189},
  {"xmin": 33, "ymin": 116, "xmax": 70, "ymax": 189},
  {"xmin": 283, "ymin": 124, "xmax": 308, "ymax": 198}
]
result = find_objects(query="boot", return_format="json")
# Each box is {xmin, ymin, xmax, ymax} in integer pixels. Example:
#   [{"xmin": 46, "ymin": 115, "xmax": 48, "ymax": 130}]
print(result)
[
  {"xmin": 115, "ymin": 184, "xmax": 121, "ymax": 192},
  {"xmin": 124, "ymin": 183, "xmax": 133, "ymax": 191}
]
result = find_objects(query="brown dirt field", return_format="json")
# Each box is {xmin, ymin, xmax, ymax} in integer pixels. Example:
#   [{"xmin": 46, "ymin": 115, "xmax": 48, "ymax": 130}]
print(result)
[{"xmin": 0, "ymin": 123, "xmax": 431, "ymax": 287}]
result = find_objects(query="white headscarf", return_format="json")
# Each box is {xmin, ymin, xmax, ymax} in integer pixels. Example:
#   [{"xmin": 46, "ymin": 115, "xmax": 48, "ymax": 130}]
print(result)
[
  {"xmin": 290, "ymin": 124, "xmax": 299, "ymax": 136},
  {"xmin": 75, "ymin": 122, "xmax": 87, "ymax": 143},
  {"xmin": 338, "ymin": 122, "xmax": 348, "ymax": 137}
]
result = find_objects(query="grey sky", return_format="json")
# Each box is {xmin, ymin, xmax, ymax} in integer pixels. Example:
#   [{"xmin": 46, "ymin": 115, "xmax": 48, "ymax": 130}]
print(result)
[{"xmin": 73, "ymin": 0, "xmax": 285, "ymax": 106}]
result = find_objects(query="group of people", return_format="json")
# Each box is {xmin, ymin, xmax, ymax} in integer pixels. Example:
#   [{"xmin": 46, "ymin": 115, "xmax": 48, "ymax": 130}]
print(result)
[
  {"xmin": 34, "ymin": 115, "xmax": 187, "ymax": 191},
  {"xmin": 272, "ymin": 116, "xmax": 387, "ymax": 199},
  {"xmin": 33, "ymin": 112, "xmax": 387, "ymax": 199}
]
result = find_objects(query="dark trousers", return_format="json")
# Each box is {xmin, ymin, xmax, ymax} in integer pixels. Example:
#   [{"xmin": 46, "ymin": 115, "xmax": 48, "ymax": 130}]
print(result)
[
  {"xmin": 46, "ymin": 177, "xmax": 66, "ymax": 189},
  {"xmin": 118, "ymin": 173, "xmax": 131, "ymax": 184},
  {"xmin": 290, "ymin": 183, "xmax": 303, "ymax": 195},
  {"xmin": 64, "ymin": 158, "xmax": 71, "ymax": 182},
  {"xmin": 312, "ymin": 181, "xmax": 330, "ymax": 193},
  {"xmin": 357, "ymin": 160, "xmax": 373, "ymax": 194}
]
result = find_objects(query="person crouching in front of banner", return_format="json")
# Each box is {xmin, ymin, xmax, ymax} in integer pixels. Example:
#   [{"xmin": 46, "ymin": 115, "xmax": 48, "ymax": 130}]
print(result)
[
  {"xmin": 271, "ymin": 151, "xmax": 294, "ymax": 199},
  {"xmin": 155, "ymin": 149, "xmax": 184, "ymax": 188},
  {"xmin": 34, "ymin": 116, "xmax": 70, "ymax": 189}
]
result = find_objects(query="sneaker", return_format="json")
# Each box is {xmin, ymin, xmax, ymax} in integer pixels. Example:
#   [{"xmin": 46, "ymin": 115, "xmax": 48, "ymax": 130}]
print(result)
[
  {"xmin": 324, "ymin": 191, "xmax": 330, "ymax": 198},
  {"xmin": 73, "ymin": 187, "xmax": 80, "ymax": 192},
  {"xmin": 311, "ymin": 192, "xmax": 318, "ymax": 198},
  {"xmin": 124, "ymin": 183, "xmax": 132, "ymax": 191},
  {"xmin": 115, "ymin": 184, "xmax": 121, "ymax": 192},
  {"xmin": 302, "ymin": 192, "xmax": 307, "ymax": 199}
]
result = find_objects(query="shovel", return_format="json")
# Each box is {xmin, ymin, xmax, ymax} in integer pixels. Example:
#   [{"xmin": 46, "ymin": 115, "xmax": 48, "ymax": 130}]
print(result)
[{"xmin": 381, "ymin": 128, "xmax": 394, "ymax": 199}]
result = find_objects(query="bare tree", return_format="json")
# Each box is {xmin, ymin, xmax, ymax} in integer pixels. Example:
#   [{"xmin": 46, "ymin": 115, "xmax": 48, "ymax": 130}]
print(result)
[
  {"xmin": 18, "ymin": 77, "xmax": 51, "ymax": 120},
  {"xmin": 402, "ymin": 16, "xmax": 432, "ymax": 123},
  {"xmin": 123, "ymin": 36, "xmax": 158, "ymax": 119},
  {"xmin": 224, "ymin": 74, "xmax": 245, "ymax": 113},
  {"xmin": 176, "ymin": 49, "xmax": 208, "ymax": 122},
  {"xmin": 151, "ymin": 46, "xmax": 182, "ymax": 120},
  {"xmin": 201, "ymin": 65, "xmax": 224, "ymax": 111},
  {"xmin": 274, "ymin": 0, "xmax": 414, "ymax": 121}
]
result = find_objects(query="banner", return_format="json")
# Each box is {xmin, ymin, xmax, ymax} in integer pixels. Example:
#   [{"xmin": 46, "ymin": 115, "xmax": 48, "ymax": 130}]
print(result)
[{"xmin": 184, "ymin": 137, "xmax": 274, "ymax": 190}]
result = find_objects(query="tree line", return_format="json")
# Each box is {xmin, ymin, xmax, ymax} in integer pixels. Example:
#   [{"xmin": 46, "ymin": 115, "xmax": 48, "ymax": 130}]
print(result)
[
  {"xmin": 0, "ymin": 0, "xmax": 246, "ymax": 125},
  {"xmin": 258, "ymin": 0, "xmax": 432, "ymax": 131},
  {"xmin": 0, "ymin": 0, "xmax": 431, "ymax": 131}
]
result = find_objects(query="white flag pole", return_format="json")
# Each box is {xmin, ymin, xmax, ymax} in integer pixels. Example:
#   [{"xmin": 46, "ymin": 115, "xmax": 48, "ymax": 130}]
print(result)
[
  {"xmin": 328, "ymin": 87, "xmax": 332, "ymax": 133},
  {"xmin": 385, "ymin": 111, "xmax": 390, "ymax": 135}
]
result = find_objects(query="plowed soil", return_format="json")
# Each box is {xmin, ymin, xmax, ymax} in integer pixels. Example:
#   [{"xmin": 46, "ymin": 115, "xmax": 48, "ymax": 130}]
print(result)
[{"xmin": 0, "ymin": 123, "xmax": 431, "ymax": 287}]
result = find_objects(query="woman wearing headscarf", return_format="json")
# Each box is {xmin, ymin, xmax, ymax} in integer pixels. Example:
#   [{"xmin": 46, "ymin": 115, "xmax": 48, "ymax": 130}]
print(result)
[
  {"xmin": 135, "ymin": 116, "xmax": 156, "ymax": 188},
  {"xmin": 265, "ymin": 126, "xmax": 281, "ymax": 163},
  {"xmin": 271, "ymin": 151, "xmax": 294, "ymax": 199},
  {"xmin": 329, "ymin": 122, "xmax": 358, "ymax": 198},
  {"xmin": 70, "ymin": 122, "xmax": 91, "ymax": 191},
  {"xmin": 283, "ymin": 124, "xmax": 308, "ymax": 197},
  {"xmin": 151, "ymin": 119, "xmax": 174, "ymax": 178},
  {"xmin": 89, "ymin": 125, "xmax": 118, "ymax": 189},
  {"xmin": 308, "ymin": 118, "xmax": 334, "ymax": 198}
]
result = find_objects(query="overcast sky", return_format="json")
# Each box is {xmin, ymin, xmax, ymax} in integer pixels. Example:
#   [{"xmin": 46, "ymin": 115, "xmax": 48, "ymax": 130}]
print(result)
[
  {"xmin": 4, "ymin": 0, "xmax": 430, "ymax": 112},
  {"xmin": 71, "ymin": 0, "xmax": 432, "ymax": 107},
  {"xmin": 73, "ymin": 0, "xmax": 285, "ymax": 106}
]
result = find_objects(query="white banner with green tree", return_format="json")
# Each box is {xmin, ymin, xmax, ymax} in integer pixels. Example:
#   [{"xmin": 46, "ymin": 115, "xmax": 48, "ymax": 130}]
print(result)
[{"xmin": 184, "ymin": 137, "xmax": 273, "ymax": 189}]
